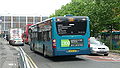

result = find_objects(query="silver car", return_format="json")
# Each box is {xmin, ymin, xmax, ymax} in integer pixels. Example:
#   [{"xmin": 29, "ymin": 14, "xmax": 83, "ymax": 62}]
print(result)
[{"xmin": 90, "ymin": 37, "xmax": 109, "ymax": 56}]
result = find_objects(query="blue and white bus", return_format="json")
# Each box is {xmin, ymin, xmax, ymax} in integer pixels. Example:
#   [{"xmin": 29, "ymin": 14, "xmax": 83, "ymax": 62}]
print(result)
[{"xmin": 29, "ymin": 15, "xmax": 90, "ymax": 57}]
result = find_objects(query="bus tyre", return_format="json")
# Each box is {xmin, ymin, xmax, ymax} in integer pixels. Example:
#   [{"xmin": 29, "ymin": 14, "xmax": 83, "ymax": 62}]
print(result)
[{"xmin": 70, "ymin": 55, "xmax": 76, "ymax": 57}]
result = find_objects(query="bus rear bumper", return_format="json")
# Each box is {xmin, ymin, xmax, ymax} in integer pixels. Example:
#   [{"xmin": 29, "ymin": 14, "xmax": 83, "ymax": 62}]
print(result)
[{"xmin": 53, "ymin": 48, "xmax": 90, "ymax": 56}]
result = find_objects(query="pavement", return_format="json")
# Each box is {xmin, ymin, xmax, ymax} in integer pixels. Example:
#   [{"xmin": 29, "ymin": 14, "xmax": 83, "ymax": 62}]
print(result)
[
  {"xmin": 0, "ymin": 38, "xmax": 20, "ymax": 68},
  {"xmin": 0, "ymin": 38, "xmax": 38, "ymax": 68}
]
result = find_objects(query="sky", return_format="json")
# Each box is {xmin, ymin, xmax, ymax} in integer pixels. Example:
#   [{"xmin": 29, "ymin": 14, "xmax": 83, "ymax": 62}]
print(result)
[{"xmin": 0, "ymin": 0, "xmax": 71, "ymax": 16}]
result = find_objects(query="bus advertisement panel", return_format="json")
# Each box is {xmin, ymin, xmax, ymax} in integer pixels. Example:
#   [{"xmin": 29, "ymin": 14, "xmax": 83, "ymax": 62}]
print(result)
[{"xmin": 29, "ymin": 16, "xmax": 90, "ymax": 57}]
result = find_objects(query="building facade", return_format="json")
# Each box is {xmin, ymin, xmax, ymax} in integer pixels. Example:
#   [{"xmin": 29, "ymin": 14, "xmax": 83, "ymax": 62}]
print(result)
[{"xmin": 0, "ymin": 15, "xmax": 48, "ymax": 34}]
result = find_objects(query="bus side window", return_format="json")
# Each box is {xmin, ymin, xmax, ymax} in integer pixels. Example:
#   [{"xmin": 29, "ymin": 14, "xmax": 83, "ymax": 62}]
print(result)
[
  {"xmin": 43, "ymin": 31, "xmax": 49, "ymax": 41},
  {"xmin": 38, "ymin": 32, "xmax": 42, "ymax": 41},
  {"xmin": 35, "ymin": 32, "xmax": 37, "ymax": 40},
  {"xmin": 42, "ymin": 32, "xmax": 44, "ymax": 41},
  {"xmin": 44, "ymin": 31, "xmax": 47, "ymax": 41},
  {"xmin": 47, "ymin": 31, "xmax": 50, "ymax": 41},
  {"xmin": 49, "ymin": 31, "xmax": 51, "ymax": 40}
]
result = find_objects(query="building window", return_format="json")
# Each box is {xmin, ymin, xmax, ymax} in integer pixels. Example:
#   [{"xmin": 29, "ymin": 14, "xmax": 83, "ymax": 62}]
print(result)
[
  {"xmin": 5, "ymin": 16, "xmax": 11, "ymax": 21},
  {"xmin": 1, "ymin": 23, "xmax": 4, "ymax": 30},
  {"xmin": 20, "ymin": 23, "xmax": 26, "ymax": 30},
  {"xmin": 20, "ymin": 16, "xmax": 26, "ymax": 22},
  {"xmin": 5, "ymin": 23, "xmax": 11, "ymax": 30},
  {"xmin": 13, "ymin": 16, "xmax": 19, "ymax": 23},
  {"xmin": 35, "ymin": 17, "xmax": 41, "ymax": 23},
  {"xmin": 27, "ymin": 17, "xmax": 33, "ymax": 22},
  {"xmin": 1, "ymin": 16, "xmax": 4, "ymax": 21},
  {"xmin": 42, "ymin": 17, "xmax": 48, "ymax": 21},
  {"xmin": 13, "ymin": 23, "xmax": 19, "ymax": 28}
]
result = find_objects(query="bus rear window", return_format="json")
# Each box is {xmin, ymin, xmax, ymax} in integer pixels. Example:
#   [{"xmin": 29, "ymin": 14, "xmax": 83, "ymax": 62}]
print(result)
[{"xmin": 56, "ymin": 20, "xmax": 87, "ymax": 35}]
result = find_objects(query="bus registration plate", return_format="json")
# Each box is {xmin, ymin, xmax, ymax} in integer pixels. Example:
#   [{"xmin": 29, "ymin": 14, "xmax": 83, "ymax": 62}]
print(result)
[{"xmin": 67, "ymin": 50, "xmax": 78, "ymax": 52}]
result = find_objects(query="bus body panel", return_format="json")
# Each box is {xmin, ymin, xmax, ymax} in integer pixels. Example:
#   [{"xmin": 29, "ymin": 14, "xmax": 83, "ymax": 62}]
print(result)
[
  {"xmin": 51, "ymin": 17, "xmax": 90, "ymax": 56},
  {"xmin": 30, "ymin": 16, "xmax": 90, "ymax": 57}
]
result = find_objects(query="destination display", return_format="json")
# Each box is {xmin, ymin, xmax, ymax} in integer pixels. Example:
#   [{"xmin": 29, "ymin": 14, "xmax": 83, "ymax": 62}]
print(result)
[
  {"xmin": 56, "ymin": 21, "xmax": 87, "ymax": 35},
  {"xmin": 57, "ymin": 24, "xmax": 72, "ymax": 34}
]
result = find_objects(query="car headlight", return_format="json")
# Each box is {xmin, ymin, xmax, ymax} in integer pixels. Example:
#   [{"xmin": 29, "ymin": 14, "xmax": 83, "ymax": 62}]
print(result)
[{"xmin": 106, "ymin": 47, "xmax": 109, "ymax": 50}]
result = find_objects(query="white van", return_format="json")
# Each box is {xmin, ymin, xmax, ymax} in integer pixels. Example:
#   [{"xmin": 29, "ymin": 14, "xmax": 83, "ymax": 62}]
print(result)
[{"xmin": 9, "ymin": 28, "xmax": 24, "ymax": 46}]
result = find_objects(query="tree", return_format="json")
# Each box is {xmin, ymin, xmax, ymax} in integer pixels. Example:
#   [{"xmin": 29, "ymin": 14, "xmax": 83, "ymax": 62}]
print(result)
[{"xmin": 50, "ymin": 0, "xmax": 120, "ymax": 36}]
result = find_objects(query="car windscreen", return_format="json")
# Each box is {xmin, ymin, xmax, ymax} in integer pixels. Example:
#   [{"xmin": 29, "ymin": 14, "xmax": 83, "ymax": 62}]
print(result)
[{"xmin": 56, "ymin": 20, "xmax": 87, "ymax": 35}]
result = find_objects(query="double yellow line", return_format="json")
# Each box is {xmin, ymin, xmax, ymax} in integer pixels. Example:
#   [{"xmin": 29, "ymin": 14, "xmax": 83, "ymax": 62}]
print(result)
[
  {"xmin": 26, "ymin": 54, "xmax": 38, "ymax": 68},
  {"xmin": 19, "ymin": 47, "xmax": 38, "ymax": 68}
]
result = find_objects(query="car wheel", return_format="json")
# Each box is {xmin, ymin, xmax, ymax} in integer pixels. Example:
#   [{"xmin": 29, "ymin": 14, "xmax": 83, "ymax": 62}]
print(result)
[
  {"xmin": 104, "ymin": 54, "xmax": 108, "ymax": 56},
  {"xmin": 9, "ymin": 41, "xmax": 12, "ymax": 45},
  {"xmin": 21, "ymin": 44, "xmax": 24, "ymax": 46}
]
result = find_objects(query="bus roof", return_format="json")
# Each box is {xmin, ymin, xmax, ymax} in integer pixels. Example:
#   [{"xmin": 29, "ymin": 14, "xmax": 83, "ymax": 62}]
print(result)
[
  {"xmin": 29, "ymin": 16, "xmax": 89, "ymax": 28},
  {"xmin": 56, "ymin": 16, "xmax": 88, "ymax": 18}
]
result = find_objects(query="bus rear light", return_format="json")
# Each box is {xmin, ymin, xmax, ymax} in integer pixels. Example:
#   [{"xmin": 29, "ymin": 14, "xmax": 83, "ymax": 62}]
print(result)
[
  {"xmin": 53, "ymin": 39, "xmax": 56, "ymax": 43},
  {"xmin": 57, "ymin": 18, "xmax": 61, "ymax": 21},
  {"xmin": 88, "ymin": 38, "xmax": 90, "ymax": 47},
  {"xmin": 52, "ymin": 46, "xmax": 56, "ymax": 48},
  {"xmin": 52, "ymin": 39, "xmax": 56, "ymax": 48},
  {"xmin": 88, "ymin": 44, "xmax": 90, "ymax": 47}
]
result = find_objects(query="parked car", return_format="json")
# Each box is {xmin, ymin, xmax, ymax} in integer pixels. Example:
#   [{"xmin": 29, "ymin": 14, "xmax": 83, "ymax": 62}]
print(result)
[{"xmin": 90, "ymin": 37, "xmax": 109, "ymax": 56}]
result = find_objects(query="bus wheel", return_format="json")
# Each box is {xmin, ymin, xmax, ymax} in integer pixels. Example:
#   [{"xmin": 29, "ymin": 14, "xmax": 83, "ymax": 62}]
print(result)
[{"xmin": 70, "ymin": 55, "xmax": 76, "ymax": 57}]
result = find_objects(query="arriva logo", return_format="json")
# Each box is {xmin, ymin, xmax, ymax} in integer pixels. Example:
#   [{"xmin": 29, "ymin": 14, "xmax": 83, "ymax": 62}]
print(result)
[{"xmin": 61, "ymin": 39, "xmax": 70, "ymax": 47}]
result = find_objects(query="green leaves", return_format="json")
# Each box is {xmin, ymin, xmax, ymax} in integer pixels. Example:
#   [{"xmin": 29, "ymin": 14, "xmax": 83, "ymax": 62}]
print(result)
[{"xmin": 50, "ymin": 0, "xmax": 120, "ymax": 36}]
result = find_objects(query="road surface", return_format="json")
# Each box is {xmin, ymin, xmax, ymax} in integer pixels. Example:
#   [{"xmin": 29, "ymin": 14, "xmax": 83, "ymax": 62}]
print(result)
[{"xmin": 21, "ymin": 44, "xmax": 120, "ymax": 68}]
